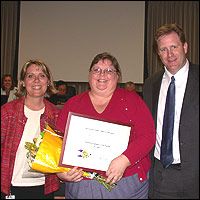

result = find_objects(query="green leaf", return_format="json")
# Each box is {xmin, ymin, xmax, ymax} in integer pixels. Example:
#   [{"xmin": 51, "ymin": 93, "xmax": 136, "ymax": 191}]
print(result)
[
  {"xmin": 93, "ymin": 175, "xmax": 116, "ymax": 192},
  {"xmin": 40, "ymin": 131, "xmax": 45, "ymax": 138}
]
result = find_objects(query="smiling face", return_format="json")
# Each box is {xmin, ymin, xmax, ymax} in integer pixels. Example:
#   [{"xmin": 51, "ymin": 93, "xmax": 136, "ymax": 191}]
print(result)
[
  {"xmin": 21, "ymin": 64, "xmax": 49, "ymax": 99},
  {"xmin": 89, "ymin": 59, "xmax": 119, "ymax": 97},
  {"xmin": 3, "ymin": 76, "xmax": 12, "ymax": 90},
  {"xmin": 157, "ymin": 31, "xmax": 188, "ymax": 75}
]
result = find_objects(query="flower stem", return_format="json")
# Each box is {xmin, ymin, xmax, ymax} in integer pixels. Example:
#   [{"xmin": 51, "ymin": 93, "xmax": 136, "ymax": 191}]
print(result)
[{"xmin": 93, "ymin": 174, "xmax": 116, "ymax": 192}]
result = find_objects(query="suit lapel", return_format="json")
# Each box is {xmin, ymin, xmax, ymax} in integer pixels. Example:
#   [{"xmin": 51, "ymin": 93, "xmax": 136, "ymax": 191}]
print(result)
[
  {"xmin": 152, "ymin": 72, "xmax": 163, "ymax": 126},
  {"xmin": 180, "ymin": 64, "xmax": 198, "ymax": 116}
]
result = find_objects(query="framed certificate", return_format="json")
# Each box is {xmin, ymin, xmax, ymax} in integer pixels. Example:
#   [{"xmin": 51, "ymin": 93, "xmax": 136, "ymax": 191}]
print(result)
[{"xmin": 59, "ymin": 112, "xmax": 133, "ymax": 173}]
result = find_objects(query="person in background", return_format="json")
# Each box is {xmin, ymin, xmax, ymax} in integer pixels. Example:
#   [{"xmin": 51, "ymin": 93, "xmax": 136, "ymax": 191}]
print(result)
[
  {"xmin": 55, "ymin": 80, "xmax": 69, "ymax": 105},
  {"xmin": 1, "ymin": 74, "xmax": 17, "ymax": 105},
  {"xmin": 1, "ymin": 60, "xmax": 61, "ymax": 199},
  {"xmin": 124, "ymin": 81, "xmax": 136, "ymax": 92},
  {"xmin": 125, "ymin": 81, "xmax": 143, "ymax": 99},
  {"xmin": 56, "ymin": 80, "xmax": 67, "ymax": 95},
  {"xmin": 46, "ymin": 80, "xmax": 76, "ymax": 107},
  {"xmin": 143, "ymin": 24, "xmax": 199, "ymax": 199},
  {"xmin": 56, "ymin": 52, "xmax": 156, "ymax": 199}
]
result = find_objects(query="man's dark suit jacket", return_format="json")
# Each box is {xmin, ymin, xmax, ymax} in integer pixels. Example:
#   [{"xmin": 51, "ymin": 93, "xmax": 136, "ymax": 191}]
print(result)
[{"xmin": 143, "ymin": 62, "xmax": 199, "ymax": 198}]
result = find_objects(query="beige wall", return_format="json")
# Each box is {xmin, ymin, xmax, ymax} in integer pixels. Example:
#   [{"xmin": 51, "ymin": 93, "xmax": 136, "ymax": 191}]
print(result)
[{"xmin": 18, "ymin": 1, "xmax": 145, "ymax": 83}]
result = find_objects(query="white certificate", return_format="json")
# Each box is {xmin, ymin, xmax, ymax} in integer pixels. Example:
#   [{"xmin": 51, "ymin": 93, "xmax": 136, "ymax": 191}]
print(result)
[{"xmin": 59, "ymin": 112, "xmax": 133, "ymax": 173}]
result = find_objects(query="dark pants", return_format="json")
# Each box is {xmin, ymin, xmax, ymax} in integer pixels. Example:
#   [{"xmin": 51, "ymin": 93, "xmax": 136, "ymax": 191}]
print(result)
[
  {"xmin": 149, "ymin": 158, "xmax": 186, "ymax": 199},
  {"xmin": 1, "ymin": 185, "xmax": 54, "ymax": 199}
]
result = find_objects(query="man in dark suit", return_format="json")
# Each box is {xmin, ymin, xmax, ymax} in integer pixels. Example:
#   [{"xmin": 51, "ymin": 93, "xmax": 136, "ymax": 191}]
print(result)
[{"xmin": 143, "ymin": 24, "xmax": 199, "ymax": 199}]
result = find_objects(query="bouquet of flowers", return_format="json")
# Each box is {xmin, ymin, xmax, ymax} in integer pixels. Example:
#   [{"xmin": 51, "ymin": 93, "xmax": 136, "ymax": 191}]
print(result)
[{"xmin": 25, "ymin": 124, "xmax": 116, "ymax": 191}]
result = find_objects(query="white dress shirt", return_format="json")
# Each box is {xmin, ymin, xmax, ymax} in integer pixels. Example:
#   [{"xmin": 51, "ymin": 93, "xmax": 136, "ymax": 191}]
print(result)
[{"xmin": 154, "ymin": 59, "xmax": 189, "ymax": 164}]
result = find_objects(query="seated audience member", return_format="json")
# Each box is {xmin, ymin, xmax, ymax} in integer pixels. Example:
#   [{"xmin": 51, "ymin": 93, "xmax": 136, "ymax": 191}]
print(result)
[
  {"xmin": 56, "ymin": 80, "xmax": 67, "ymax": 95},
  {"xmin": 125, "ymin": 81, "xmax": 136, "ymax": 92},
  {"xmin": 55, "ymin": 80, "xmax": 69, "ymax": 105},
  {"xmin": 125, "ymin": 81, "xmax": 143, "ymax": 99},
  {"xmin": 46, "ymin": 80, "xmax": 76, "ymax": 105},
  {"xmin": 1, "ymin": 74, "xmax": 17, "ymax": 106}
]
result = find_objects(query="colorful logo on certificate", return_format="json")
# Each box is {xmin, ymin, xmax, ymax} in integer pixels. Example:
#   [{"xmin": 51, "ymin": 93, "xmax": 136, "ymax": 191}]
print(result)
[{"xmin": 78, "ymin": 149, "xmax": 91, "ymax": 158}]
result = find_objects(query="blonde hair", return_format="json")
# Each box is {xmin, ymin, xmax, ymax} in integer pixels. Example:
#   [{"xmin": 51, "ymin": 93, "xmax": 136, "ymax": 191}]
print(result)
[{"xmin": 15, "ymin": 59, "xmax": 57, "ymax": 97}]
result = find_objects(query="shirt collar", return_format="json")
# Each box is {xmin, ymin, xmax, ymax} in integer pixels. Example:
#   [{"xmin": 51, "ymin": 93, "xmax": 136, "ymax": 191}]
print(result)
[{"xmin": 164, "ymin": 59, "xmax": 189, "ymax": 82}]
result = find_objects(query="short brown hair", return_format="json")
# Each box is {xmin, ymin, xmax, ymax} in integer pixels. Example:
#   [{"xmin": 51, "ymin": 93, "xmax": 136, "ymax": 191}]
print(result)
[
  {"xmin": 89, "ymin": 52, "xmax": 122, "ymax": 81},
  {"xmin": 15, "ymin": 59, "xmax": 57, "ymax": 97},
  {"xmin": 153, "ymin": 24, "xmax": 186, "ymax": 54}
]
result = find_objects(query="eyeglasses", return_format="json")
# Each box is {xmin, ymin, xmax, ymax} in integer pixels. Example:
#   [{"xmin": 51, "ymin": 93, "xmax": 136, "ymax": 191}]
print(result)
[{"xmin": 90, "ymin": 68, "xmax": 117, "ymax": 75}]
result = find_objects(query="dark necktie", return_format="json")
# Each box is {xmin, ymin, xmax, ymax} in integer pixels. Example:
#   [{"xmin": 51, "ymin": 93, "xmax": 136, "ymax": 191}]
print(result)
[{"xmin": 160, "ymin": 76, "xmax": 175, "ymax": 168}]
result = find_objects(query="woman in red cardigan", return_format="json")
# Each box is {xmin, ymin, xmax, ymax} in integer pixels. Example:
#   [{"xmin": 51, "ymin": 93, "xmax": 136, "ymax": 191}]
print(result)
[
  {"xmin": 1, "ymin": 60, "xmax": 61, "ymax": 199},
  {"xmin": 56, "ymin": 52, "xmax": 156, "ymax": 199}
]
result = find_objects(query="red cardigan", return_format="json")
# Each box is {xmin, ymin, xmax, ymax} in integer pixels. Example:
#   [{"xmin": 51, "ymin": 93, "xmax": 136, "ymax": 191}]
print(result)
[
  {"xmin": 56, "ymin": 88, "xmax": 156, "ymax": 182},
  {"xmin": 1, "ymin": 97, "xmax": 61, "ymax": 195}
]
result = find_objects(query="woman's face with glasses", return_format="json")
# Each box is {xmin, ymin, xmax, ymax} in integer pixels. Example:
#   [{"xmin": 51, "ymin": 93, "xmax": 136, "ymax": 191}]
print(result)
[{"xmin": 89, "ymin": 59, "xmax": 119, "ymax": 96}]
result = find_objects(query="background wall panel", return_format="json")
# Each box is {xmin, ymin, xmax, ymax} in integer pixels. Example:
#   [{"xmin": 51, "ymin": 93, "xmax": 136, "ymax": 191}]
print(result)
[{"xmin": 18, "ymin": 1, "xmax": 145, "ymax": 83}]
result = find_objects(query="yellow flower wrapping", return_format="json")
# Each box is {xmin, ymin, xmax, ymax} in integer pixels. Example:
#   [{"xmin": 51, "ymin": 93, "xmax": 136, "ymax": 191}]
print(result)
[{"xmin": 31, "ymin": 124, "xmax": 90, "ymax": 177}]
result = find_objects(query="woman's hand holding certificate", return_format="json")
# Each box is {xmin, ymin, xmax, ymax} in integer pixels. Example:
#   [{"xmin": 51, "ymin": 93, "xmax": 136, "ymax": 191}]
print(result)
[{"xmin": 106, "ymin": 154, "xmax": 131, "ymax": 185}]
